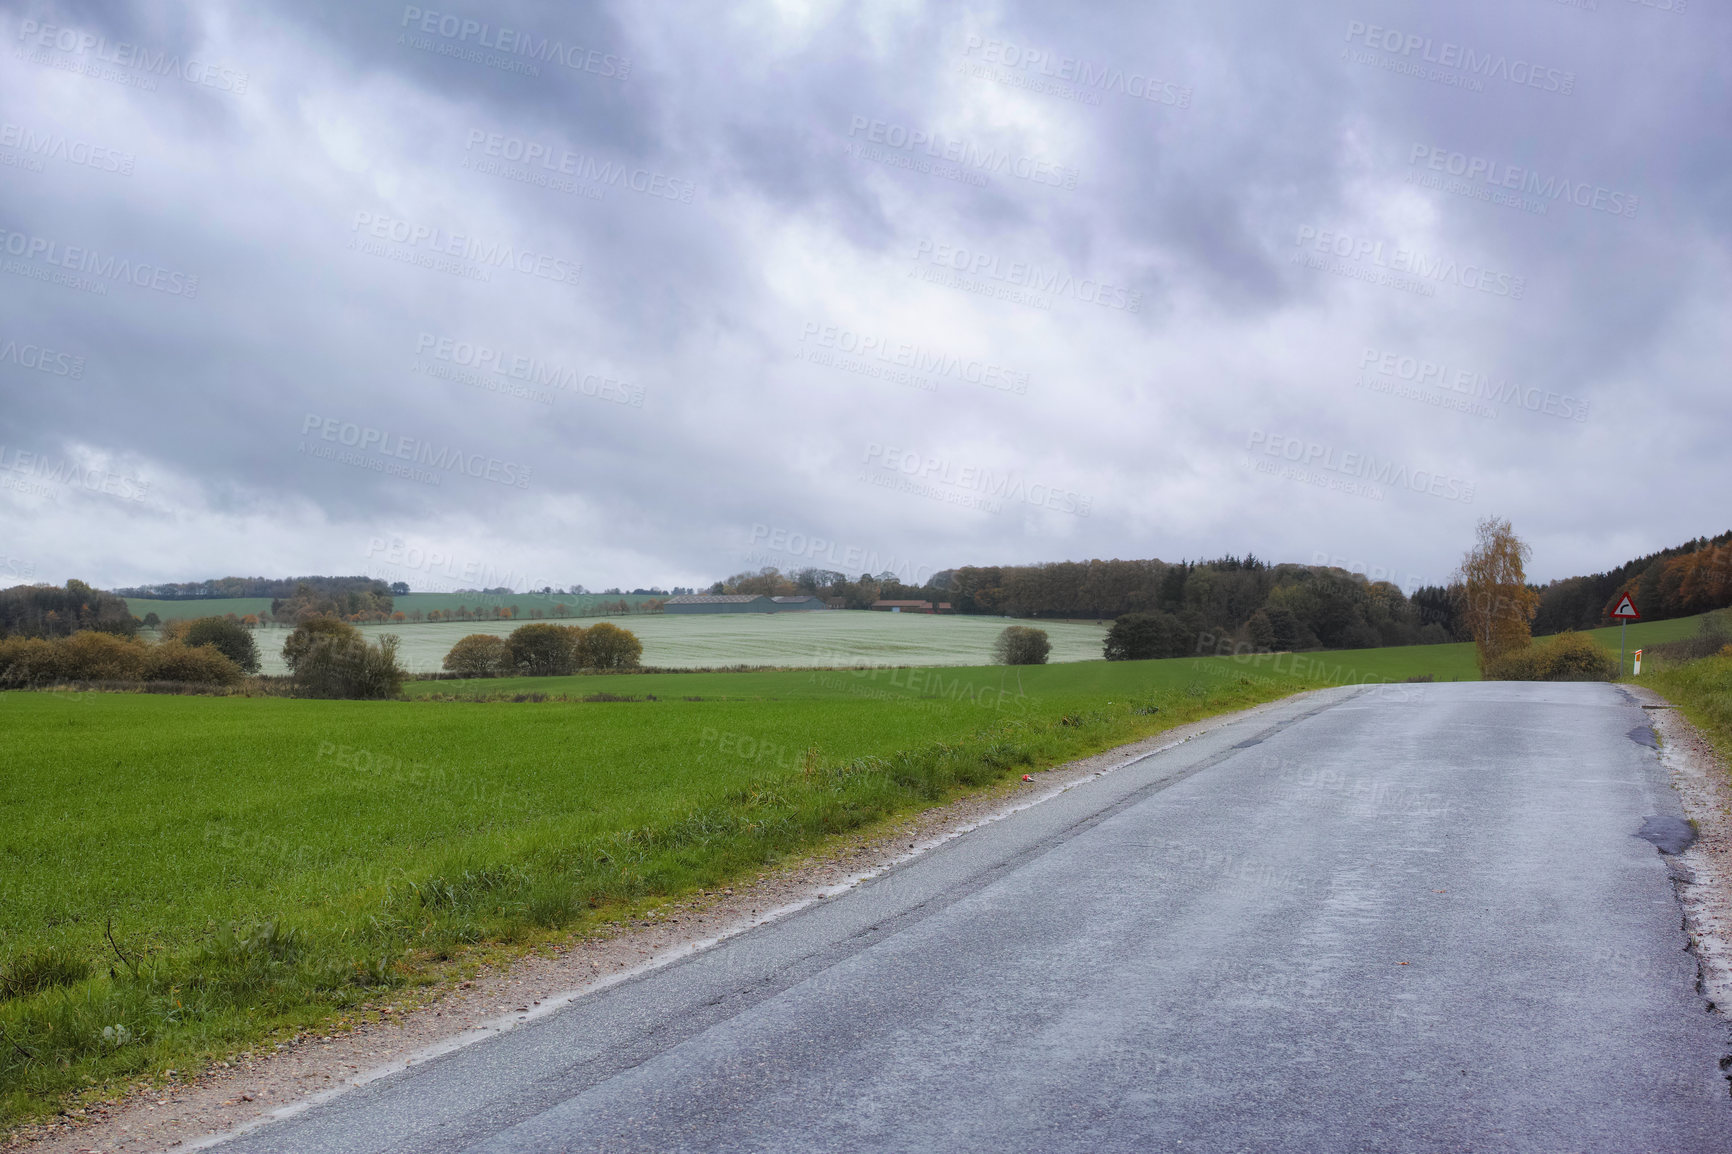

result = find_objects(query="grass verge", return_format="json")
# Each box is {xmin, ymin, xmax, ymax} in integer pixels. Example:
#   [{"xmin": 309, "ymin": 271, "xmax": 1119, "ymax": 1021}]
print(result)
[{"xmin": 1642, "ymin": 652, "xmax": 1732, "ymax": 755}]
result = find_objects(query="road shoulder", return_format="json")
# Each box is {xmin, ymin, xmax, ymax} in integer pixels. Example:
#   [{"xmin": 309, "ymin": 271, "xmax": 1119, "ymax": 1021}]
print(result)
[{"xmin": 1629, "ymin": 683, "xmax": 1732, "ymax": 1026}]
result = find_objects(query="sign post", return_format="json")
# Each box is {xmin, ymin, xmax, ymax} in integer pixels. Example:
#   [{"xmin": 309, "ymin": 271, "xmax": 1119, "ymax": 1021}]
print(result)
[
  {"xmin": 1633, "ymin": 649, "xmax": 1644, "ymax": 676},
  {"xmin": 1609, "ymin": 593, "xmax": 1641, "ymax": 675}
]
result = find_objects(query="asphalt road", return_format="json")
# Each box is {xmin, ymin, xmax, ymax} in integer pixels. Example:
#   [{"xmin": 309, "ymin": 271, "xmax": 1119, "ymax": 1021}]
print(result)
[{"xmin": 215, "ymin": 682, "xmax": 1732, "ymax": 1153}]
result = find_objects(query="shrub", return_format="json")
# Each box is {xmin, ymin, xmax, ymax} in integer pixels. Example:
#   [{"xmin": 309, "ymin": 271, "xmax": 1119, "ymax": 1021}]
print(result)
[
  {"xmin": 508, "ymin": 623, "xmax": 581, "ymax": 676},
  {"xmin": 282, "ymin": 617, "xmax": 361, "ymax": 673},
  {"xmin": 443, "ymin": 633, "xmax": 511, "ymax": 677},
  {"xmin": 994, "ymin": 625, "xmax": 1051, "ymax": 665},
  {"xmin": 1483, "ymin": 631, "xmax": 1618, "ymax": 682},
  {"xmin": 1103, "ymin": 612, "xmax": 1191, "ymax": 661},
  {"xmin": 0, "ymin": 636, "xmax": 64, "ymax": 687},
  {"xmin": 143, "ymin": 640, "xmax": 245, "ymax": 685},
  {"xmin": 580, "ymin": 622, "xmax": 643, "ymax": 670},
  {"xmin": 283, "ymin": 618, "xmax": 404, "ymax": 698},
  {"xmin": 60, "ymin": 630, "xmax": 148, "ymax": 680},
  {"xmin": 0, "ymin": 631, "xmax": 242, "ymax": 686},
  {"xmin": 178, "ymin": 616, "xmax": 261, "ymax": 673},
  {"xmin": 348, "ymin": 635, "xmax": 407, "ymax": 699}
]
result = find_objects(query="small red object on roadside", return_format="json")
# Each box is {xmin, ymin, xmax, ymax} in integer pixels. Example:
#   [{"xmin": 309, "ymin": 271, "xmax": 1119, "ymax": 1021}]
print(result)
[{"xmin": 1021, "ymin": 774, "xmax": 1033, "ymax": 782}]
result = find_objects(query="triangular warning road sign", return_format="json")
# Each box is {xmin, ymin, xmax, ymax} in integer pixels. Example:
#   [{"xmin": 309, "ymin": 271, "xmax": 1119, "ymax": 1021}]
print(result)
[{"xmin": 1610, "ymin": 593, "xmax": 1640, "ymax": 620}]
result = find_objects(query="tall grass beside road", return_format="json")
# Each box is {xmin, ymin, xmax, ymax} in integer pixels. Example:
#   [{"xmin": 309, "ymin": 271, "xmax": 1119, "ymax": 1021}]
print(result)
[{"xmin": 1643, "ymin": 652, "xmax": 1732, "ymax": 753}]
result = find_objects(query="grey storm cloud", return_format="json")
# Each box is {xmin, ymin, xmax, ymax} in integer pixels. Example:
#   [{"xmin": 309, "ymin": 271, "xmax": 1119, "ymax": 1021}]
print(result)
[{"xmin": 0, "ymin": 0, "xmax": 1727, "ymax": 592}]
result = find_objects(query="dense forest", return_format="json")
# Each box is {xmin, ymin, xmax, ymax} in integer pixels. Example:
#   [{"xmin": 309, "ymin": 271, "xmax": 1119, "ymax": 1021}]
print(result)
[
  {"xmin": 716, "ymin": 557, "xmax": 1463, "ymax": 657},
  {"xmin": 0, "ymin": 580, "xmax": 137, "ymax": 639},
  {"xmin": 1532, "ymin": 531, "xmax": 1732, "ymax": 632},
  {"xmin": 719, "ymin": 527, "xmax": 1732, "ymax": 658}
]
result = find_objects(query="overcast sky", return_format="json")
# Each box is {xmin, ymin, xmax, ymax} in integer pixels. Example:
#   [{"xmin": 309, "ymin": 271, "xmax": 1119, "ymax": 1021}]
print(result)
[{"xmin": 1, "ymin": 0, "xmax": 1726, "ymax": 595}]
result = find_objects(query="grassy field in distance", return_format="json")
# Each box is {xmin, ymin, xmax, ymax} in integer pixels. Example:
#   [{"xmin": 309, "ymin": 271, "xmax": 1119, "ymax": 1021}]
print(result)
[
  {"xmin": 402, "ymin": 642, "xmax": 1481, "ymax": 700},
  {"xmin": 1578, "ymin": 613, "xmax": 1704, "ymax": 652},
  {"xmin": 394, "ymin": 614, "xmax": 1712, "ymax": 697},
  {"xmin": 121, "ymin": 596, "xmax": 277, "ymax": 621},
  {"xmin": 266, "ymin": 612, "xmax": 1114, "ymax": 676}
]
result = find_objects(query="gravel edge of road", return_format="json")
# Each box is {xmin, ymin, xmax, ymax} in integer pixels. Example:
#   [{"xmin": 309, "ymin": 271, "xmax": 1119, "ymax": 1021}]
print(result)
[
  {"xmin": 1628, "ymin": 684, "xmax": 1732, "ymax": 1040},
  {"xmin": 2, "ymin": 689, "xmax": 1332, "ymax": 1154}
]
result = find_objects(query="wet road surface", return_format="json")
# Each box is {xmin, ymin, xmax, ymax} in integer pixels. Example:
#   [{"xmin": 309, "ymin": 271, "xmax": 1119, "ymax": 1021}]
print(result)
[{"xmin": 216, "ymin": 682, "xmax": 1732, "ymax": 1153}]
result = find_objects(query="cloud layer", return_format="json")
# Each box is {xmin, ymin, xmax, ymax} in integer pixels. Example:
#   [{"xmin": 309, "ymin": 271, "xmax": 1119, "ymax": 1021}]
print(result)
[{"xmin": 2, "ymin": 0, "xmax": 1727, "ymax": 592}]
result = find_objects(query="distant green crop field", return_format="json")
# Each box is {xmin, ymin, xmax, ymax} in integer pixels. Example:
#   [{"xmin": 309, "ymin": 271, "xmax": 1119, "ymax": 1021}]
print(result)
[
  {"xmin": 122, "ymin": 597, "xmax": 276, "ymax": 621},
  {"xmin": 1577, "ymin": 614, "xmax": 1705, "ymax": 652},
  {"xmin": 257, "ymin": 612, "xmax": 1114, "ymax": 677}
]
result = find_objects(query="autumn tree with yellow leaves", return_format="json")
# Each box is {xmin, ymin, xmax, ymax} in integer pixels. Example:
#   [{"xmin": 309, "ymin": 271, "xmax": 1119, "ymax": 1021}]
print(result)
[{"xmin": 1455, "ymin": 516, "xmax": 1540, "ymax": 671}]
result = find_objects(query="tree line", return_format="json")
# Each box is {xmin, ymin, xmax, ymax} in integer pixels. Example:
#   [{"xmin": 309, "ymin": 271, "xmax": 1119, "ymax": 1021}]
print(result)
[
  {"xmin": 721, "ymin": 558, "xmax": 1463, "ymax": 658},
  {"xmin": 1533, "ymin": 531, "xmax": 1732, "ymax": 632},
  {"xmin": 721, "ymin": 527, "xmax": 1732, "ymax": 660},
  {"xmin": 116, "ymin": 574, "xmax": 399, "ymax": 601},
  {"xmin": 0, "ymin": 579, "xmax": 136, "ymax": 639}
]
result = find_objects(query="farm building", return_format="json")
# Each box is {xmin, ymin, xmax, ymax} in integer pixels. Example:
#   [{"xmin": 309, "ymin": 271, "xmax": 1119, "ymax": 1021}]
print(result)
[
  {"xmin": 869, "ymin": 600, "xmax": 953, "ymax": 613},
  {"xmin": 663, "ymin": 594, "xmax": 828, "ymax": 614}
]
